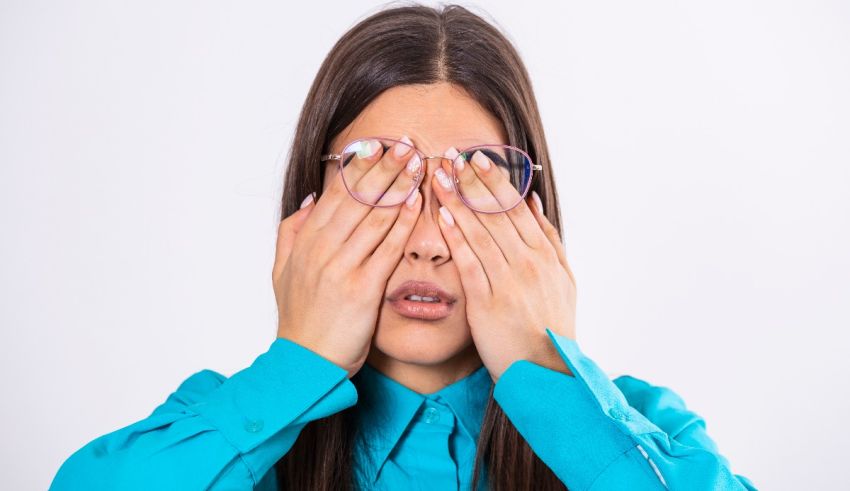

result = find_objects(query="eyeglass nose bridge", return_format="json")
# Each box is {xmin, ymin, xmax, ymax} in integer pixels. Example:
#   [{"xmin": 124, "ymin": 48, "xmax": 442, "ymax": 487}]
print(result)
[
  {"xmin": 417, "ymin": 155, "xmax": 460, "ymax": 184},
  {"xmin": 418, "ymin": 155, "xmax": 459, "ymax": 183},
  {"xmin": 421, "ymin": 155, "xmax": 453, "ymax": 164}
]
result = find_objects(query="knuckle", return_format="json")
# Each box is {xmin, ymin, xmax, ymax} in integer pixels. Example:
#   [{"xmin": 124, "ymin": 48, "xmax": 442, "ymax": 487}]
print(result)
[
  {"xmin": 459, "ymin": 260, "xmax": 479, "ymax": 277},
  {"xmin": 474, "ymin": 230, "xmax": 497, "ymax": 251},
  {"xmin": 517, "ymin": 255, "xmax": 538, "ymax": 274},
  {"xmin": 526, "ymin": 235, "xmax": 545, "ymax": 249},
  {"xmin": 338, "ymin": 275, "xmax": 356, "ymax": 295},
  {"xmin": 487, "ymin": 212, "xmax": 510, "ymax": 229},
  {"xmin": 379, "ymin": 154, "xmax": 400, "ymax": 171},
  {"xmin": 364, "ymin": 210, "xmax": 392, "ymax": 232},
  {"xmin": 320, "ymin": 259, "xmax": 343, "ymax": 283}
]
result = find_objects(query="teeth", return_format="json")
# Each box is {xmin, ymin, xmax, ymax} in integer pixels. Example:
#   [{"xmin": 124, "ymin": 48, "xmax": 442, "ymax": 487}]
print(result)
[{"xmin": 405, "ymin": 294, "xmax": 440, "ymax": 303}]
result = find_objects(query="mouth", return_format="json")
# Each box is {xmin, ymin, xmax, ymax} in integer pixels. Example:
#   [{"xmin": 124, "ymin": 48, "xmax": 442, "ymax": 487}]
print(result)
[{"xmin": 385, "ymin": 279, "xmax": 458, "ymax": 321}]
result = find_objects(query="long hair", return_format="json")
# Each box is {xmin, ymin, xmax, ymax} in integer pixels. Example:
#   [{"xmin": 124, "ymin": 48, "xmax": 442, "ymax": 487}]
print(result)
[{"xmin": 275, "ymin": 4, "xmax": 566, "ymax": 490}]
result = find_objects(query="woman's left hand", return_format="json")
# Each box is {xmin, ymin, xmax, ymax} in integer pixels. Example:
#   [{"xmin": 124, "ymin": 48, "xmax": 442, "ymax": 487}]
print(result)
[{"xmin": 430, "ymin": 148, "xmax": 577, "ymax": 383}]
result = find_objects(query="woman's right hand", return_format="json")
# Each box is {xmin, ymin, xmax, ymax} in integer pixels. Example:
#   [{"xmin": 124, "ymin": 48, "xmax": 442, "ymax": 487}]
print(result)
[{"xmin": 272, "ymin": 139, "xmax": 423, "ymax": 379}]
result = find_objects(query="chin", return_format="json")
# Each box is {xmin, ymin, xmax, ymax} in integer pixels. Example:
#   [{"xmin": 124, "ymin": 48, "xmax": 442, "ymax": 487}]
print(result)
[{"xmin": 371, "ymin": 307, "xmax": 473, "ymax": 366}]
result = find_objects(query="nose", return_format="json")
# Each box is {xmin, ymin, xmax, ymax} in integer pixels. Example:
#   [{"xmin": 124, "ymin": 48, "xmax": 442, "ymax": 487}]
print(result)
[{"xmin": 402, "ymin": 156, "xmax": 452, "ymax": 266}]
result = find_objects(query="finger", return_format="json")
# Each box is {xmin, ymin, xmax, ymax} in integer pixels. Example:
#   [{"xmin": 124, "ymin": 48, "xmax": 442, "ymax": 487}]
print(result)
[
  {"xmin": 323, "ymin": 136, "xmax": 422, "ymax": 242},
  {"xmin": 339, "ymin": 181, "xmax": 420, "ymax": 269},
  {"xmin": 444, "ymin": 148, "xmax": 529, "ymax": 262},
  {"xmin": 431, "ymin": 167, "xmax": 510, "ymax": 283},
  {"xmin": 527, "ymin": 191, "xmax": 576, "ymax": 285},
  {"xmin": 303, "ymin": 137, "xmax": 397, "ymax": 232},
  {"xmin": 273, "ymin": 193, "xmax": 317, "ymax": 281},
  {"xmin": 460, "ymin": 148, "xmax": 547, "ymax": 250},
  {"xmin": 362, "ymin": 188, "xmax": 423, "ymax": 281},
  {"xmin": 435, "ymin": 204, "xmax": 492, "ymax": 297}
]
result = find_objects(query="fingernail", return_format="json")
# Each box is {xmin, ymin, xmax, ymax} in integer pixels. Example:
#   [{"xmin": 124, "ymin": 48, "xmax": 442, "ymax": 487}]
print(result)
[
  {"xmin": 405, "ymin": 189, "xmax": 419, "ymax": 209},
  {"xmin": 300, "ymin": 192, "xmax": 316, "ymax": 209},
  {"xmin": 448, "ymin": 148, "xmax": 465, "ymax": 172},
  {"xmin": 356, "ymin": 139, "xmax": 381, "ymax": 158},
  {"xmin": 439, "ymin": 206, "xmax": 455, "ymax": 226},
  {"xmin": 394, "ymin": 135, "xmax": 413, "ymax": 158},
  {"xmin": 435, "ymin": 168, "xmax": 453, "ymax": 190},
  {"xmin": 531, "ymin": 190, "xmax": 543, "ymax": 212},
  {"xmin": 472, "ymin": 150, "xmax": 491, "ymax": 170},
  {"xmin": 406, "ymin": 153, "xmax": 421, "ymax": 174}
]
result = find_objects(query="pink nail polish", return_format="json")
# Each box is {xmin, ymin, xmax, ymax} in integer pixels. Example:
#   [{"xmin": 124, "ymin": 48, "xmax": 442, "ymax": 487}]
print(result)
[
  {"xmin": 531, "ymin": 190, "xmax": 543, "ymax": 212},
  {"xmin": 435, "ymin": 168, "xmax": 453, "ymax": 190},
  {"xmin": 405, "ymin": 189, "xmax": 419, "ymax": 209},
  {"xmin": 300, "ymin": 192, "xmax": 316, "ymax": 209},
  {"xmin": 406, "ymin": 154, "xmax": 421, "ymax": 174},
  {"xmin": 454, "ymin": 154, "xmax": 465, "ymax": 173},
  {"xmin": 472, "ymin": 151, "xmax": 491, "ymax": 170},
  {"xmin": 394, "ymin": 135, "xmax": 413, "ymax": 158}
]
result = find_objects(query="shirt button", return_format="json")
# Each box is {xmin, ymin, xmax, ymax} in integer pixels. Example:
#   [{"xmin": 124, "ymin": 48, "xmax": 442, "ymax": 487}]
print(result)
[
  {"xmin": 244, "ymin": 418, "xmax": 265, "ymax": 433},
  {"xmin": 423, "ymin": 406, "xmax": 440, "ymax": 424}
]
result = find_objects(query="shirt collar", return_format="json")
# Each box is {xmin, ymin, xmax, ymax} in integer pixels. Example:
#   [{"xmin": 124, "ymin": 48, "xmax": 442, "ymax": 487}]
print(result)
[{"xmin": 351, "ymin": 362, "xmax": 492, "ymax": 484}]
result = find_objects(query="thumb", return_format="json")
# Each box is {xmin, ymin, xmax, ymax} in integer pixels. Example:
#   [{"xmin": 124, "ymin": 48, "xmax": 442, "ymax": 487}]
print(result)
[{"xmin": 273, "ymin": 192, "xmax": 316, "ymax": 282}]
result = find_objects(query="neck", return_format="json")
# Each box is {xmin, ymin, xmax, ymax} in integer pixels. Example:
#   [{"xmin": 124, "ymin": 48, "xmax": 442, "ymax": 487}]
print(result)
[{"xmin": 364, "ymin": 342, "xmax": 484, "ymax": 394}]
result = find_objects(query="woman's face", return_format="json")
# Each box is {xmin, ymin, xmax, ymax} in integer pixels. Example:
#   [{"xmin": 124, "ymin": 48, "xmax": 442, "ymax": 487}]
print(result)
[{"xmin": 321, "ymin": 82, "xmax": 507, "ymax": 372}]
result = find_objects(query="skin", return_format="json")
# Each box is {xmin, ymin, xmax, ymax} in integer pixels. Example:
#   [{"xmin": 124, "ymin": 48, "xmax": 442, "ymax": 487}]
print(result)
[{"xmin": 273, "ymin": 82, "xmax": 576, "ymax": 394}]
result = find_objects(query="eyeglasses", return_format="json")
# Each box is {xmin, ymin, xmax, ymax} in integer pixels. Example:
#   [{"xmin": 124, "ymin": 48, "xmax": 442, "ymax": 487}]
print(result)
[{"xmin": 320, "ymin": 136, "xmax": 542, "ymax": 213}]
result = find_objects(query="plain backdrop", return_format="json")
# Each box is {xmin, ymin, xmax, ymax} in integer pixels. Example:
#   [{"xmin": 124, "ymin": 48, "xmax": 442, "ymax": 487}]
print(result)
[{"xmin": 2, "ymin": 0, "xmax": 848, "ymax": 489}]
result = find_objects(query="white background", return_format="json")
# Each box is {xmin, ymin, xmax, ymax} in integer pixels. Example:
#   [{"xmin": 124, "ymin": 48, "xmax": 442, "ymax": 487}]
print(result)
[{"xmin": 2, "ymin": 1, "xmax": 848, "ymax": 489}]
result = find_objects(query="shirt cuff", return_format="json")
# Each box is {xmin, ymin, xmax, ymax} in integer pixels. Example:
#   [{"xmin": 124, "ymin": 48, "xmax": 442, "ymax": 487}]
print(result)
[
  {"xmin": 191, "ymin": 337, "xmax": 358, "ymax": 469},
  {"xmin": 493, "ymin": 328, "xmax": 659, "ymax": 490}
]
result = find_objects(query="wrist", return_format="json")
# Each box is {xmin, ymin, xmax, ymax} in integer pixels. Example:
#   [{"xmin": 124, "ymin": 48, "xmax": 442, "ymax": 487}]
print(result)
[
  {"xmin": 276, "ymin": 332, "xmax": 356, "ymax": 379},
  {"xmin": 527, "ymin": 339, "xmax": 574, "ymax": 377}
]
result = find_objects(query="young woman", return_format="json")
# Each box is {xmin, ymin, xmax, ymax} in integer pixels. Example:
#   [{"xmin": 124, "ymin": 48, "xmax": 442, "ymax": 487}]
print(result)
[{"xmin": 49, "ymin": 5, "xmax": 757, "ymax": 491}]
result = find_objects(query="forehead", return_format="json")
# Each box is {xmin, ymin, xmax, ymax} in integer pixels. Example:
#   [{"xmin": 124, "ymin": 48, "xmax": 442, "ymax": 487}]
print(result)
[{"xmin": 330, "ymin": 82, "xmax": 507, "ymax": 155}]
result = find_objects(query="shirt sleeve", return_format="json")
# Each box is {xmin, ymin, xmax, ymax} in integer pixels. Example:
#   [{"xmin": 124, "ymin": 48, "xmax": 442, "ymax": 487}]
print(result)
[
  {"xmin": 49, "ymin": 337, "xmax": 358, "ymax": 491},
  {"xmin": 492, "ymin": 328, "xmax": 758, "ymax": 491}
]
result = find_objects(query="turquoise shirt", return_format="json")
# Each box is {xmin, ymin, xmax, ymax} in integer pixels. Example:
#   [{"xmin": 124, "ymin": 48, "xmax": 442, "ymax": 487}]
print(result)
[{"xmin": 49, "ymin": 329, "xmax": 758, "ymax": 490}]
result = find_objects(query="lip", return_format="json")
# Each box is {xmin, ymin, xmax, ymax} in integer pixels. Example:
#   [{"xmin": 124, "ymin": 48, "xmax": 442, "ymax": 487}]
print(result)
[{"xmin": 385, "ymin": 279, "xmax": 458, "ymax": 321}]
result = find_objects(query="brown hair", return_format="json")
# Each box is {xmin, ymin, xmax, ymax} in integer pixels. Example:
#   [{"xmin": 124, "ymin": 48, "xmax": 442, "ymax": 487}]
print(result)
[{"xmin": 275, "ymin": 4, "xmax": 566, "ymax": 490}]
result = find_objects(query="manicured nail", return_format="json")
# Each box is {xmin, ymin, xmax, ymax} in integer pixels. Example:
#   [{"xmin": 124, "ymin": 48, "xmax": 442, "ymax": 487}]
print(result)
[
  {"xmin": 446, "ymin": 147, "xmax": 465, "ymax": 172},
  {"xmin": 300, "ymin": 192, "xmax": 316, "ymax": 209},
  {"xmin": 439, "ymin": 206, "xmax": 455, "ymax": 226},
  {"xmin": 406, "ymin": 153, "xmax": 422, "ymax": 174},
  {"xmin": 531, "ymin": 190, "xmax": 543, "ymax": 212},
  {"xmin": 394, "ymin": 135, "xmax": 413, "ymax": 158},
  {"xmin": 356, "ymin": 139, "xmax": 381, "ymax": 158},
  {"xmin": 471, "ymin": 150, "xmax": 491, "ymax": 170},
  {"xmin": 405, "ymin": 189, "xmax": 419, "ymax": 209},
  {"xmin": 435, "ymin": 168, "xmax": 453, "ymax": 190}
]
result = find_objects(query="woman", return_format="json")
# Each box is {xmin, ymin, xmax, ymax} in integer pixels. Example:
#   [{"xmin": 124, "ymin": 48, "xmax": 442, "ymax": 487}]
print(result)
[{"xmin": 49, "ymin": 5, "xmax": 756, "ymax": 490}]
